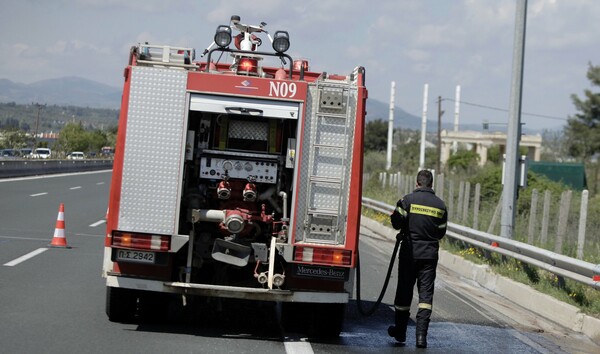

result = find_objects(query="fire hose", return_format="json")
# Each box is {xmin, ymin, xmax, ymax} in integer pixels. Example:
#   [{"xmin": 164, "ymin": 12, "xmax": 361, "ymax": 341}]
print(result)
[{"xmin": 355, "ymin": 235, "xmax": 401, "ymax": 316}]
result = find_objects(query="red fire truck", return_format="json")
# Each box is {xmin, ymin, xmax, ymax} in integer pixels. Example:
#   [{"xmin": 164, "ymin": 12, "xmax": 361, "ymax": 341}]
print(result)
[{"xmin": 103, "ymin": 15, "xmax": 367, "ymax": 336}]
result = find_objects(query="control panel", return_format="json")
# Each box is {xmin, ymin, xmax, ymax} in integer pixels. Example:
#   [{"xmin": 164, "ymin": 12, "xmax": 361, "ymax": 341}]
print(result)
[{"xmin": 199, "ymin": 156, "xmax": 278, "ymax": 184}]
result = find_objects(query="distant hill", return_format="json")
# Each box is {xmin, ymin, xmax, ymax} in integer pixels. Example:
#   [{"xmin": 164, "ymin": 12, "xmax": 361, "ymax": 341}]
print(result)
[
  {"xmin": 0, "ymin": 77, "xmax": 121, "ymax": 109},
  {"xmin": 366, "ymin": 98, "xmax": 421, "ymax": 130}
]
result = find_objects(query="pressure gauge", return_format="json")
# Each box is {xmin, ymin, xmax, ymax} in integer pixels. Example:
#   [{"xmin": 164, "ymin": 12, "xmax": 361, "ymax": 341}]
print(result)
[{"xmin": 223, "ymin": 160, "xmax": 233, "ymax": 171}]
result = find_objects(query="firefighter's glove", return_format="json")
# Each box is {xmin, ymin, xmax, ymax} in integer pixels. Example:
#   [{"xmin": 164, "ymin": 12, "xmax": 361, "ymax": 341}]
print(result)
[
  {"xmin": 395, "ymin": 233, "xmax": 403, "ymax": 242},
  {"xmin": 390, "ymin": 212, "xmax": 402, "ymax": 230}
]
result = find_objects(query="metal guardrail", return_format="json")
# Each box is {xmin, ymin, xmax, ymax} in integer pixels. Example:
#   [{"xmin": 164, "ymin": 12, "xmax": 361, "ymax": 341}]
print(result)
[
  {"xmin": 362, "ymin": 197, "xmax": 600, "ymax": 290},
  {"xmin": 0, "ymin": 159, "xmax": 113, "ymax": 178}
]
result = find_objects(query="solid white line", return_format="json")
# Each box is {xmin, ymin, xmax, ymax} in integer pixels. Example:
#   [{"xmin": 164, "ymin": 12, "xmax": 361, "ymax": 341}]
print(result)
[
  {"xmin": 0, "ymin": 169, "xmax": 111, "ymax": 183},
  {"xmin": 70, "ymin": 186, "xmax": 82, "ymax": 190},
  {"xmin": 30, "ymin": 192, "xmax": 48, "ymax": 197},
  {"xmin": 4, "ymin": 248, "xmax": 48, "ymax": 267},
  {"xmin": 89, "ymin": 220, "xmax": 106, "ymax": 227},
  {"xmin": 0, "ymin": 235, "xmax": 48, "ymax": 241},
  {"xmin": 284, "ymin": 339, "xmax": 314, "ymax": 354}
]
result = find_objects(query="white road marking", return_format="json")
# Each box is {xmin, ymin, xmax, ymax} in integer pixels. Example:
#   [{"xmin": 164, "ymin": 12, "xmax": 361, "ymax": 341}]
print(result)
[
  {"xmin": 4, "ymin": 248, "xmax": 48, "ymax": 267},
  {"xmin": 30, "ymin": 192, "xmax": 48, "ymax": 197},
  {"xmin": 284, "ymin": 339, "xmax": 314, "ymax": 354},
  {"xmin": 96, "ymin": 182, "xmax": 105, "ymax": 185},
  {"xmin": 70, "ymin": 186, "xmax": 82, "ymax": 190},
  {"xmin": 89, "ymin": 219, "xmax": 106, "ymax": 227},
  {"xmin": 0, "ymin": 235, "xmax": 48, "ymax": 241},
  {"xmin": 0, "ymin": 169, "xmax": 111, "ymax": 183}
]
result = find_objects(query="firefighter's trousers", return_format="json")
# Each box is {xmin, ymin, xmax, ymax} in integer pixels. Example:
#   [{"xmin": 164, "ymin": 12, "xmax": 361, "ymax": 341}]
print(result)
[{"xmin": 394, "ymin": 251, "xmax": 438, "ymax": 335}]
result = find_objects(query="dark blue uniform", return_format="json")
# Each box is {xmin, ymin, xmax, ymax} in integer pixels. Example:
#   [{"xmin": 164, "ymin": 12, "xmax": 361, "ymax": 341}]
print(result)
[{"xmin": 389, "ymin": 186, "xmax": 447, "ymax": 346}]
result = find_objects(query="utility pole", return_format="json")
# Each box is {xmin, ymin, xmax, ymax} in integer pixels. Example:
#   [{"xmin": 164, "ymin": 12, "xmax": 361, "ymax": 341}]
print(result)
[
  {"xmin": 452, "ymin": 85, "xmax": 461, "ymax": 153},
  {"xmin": 419, "ymin": 84, "xmax": 428, "ymax": 170},
  {"xmin": 501, "ymin": 0, "xmax": 528, "ymax": 239},
  {"xmin": 386, "ymin": 81, "xmax": 395, "ymax": 170},
  {"xmin": 33, "ymin": 103, "xmax": 46, "ymax": 147},
  {"xmin": 437, "ymin": 96, "xmax": 444, "ymax": 174}
]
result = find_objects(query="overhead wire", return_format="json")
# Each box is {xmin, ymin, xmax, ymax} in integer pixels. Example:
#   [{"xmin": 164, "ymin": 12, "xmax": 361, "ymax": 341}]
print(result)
[{"xmin": 441, "ymin": 98, "xmax": 569, "ymax": 122}]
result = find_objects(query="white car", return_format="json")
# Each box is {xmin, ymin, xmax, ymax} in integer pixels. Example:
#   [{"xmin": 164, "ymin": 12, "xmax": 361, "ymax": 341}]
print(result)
[
  {"xmin": 67, "ymin": 152, "xmax": 85, "ymax": 160},
  {"xmin": 31, "ymin": 148, "xmax": 51, "ymax": 159}
]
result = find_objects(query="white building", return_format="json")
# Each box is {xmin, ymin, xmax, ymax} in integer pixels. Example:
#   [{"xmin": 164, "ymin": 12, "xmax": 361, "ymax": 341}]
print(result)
[{"xmin": 440, "ymin": 130, "xmax": 542, "ymax": 166}]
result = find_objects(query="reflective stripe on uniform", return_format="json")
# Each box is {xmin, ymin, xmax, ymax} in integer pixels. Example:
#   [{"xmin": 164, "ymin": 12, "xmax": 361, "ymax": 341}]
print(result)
[
  {"xmin": 396, "ymin": 206, "xmax": 407, "ymax": 217},
  {"xmin": 395, "ymin": 305, "xmax": 411, "ymax": 311},
  {"xmin": 438, "ymin": 223, "xmax": 447, "ymax": 229},
  {"xmin": 418, "ymin": 303, "xmax": 432, "ymax": 310},
  {"xmin": 410, "ymin": 204, "xmax": 444, "ymax": 218}
]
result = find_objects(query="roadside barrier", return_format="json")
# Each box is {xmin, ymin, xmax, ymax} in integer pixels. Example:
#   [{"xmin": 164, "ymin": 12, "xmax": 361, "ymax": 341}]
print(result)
[{"xmin": 0, "ymin": 159, "xmax": 113, "ymax": 178}]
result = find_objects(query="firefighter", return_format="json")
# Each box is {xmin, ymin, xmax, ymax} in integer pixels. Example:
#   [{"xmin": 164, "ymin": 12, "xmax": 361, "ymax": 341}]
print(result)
[{"xmin": 388, "ymin": 169, "xmax": 447, "ymax": 348}]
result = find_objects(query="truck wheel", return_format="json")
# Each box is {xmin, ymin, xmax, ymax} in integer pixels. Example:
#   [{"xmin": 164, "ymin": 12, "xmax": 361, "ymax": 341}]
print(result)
[
  {"xmin": 137, "ymin": 290, "xmax": 169, "ymax": 323},
  {"xmin": 106, "ymin": 286, "xmax": 137, "ymax": 323},
  {"xmin": 281, "ymin": 302, "xmax": 345, "ymax": 338},
  {"xmin": 312, "ymin": 303, "xmax": 345, "ymax": 338}
]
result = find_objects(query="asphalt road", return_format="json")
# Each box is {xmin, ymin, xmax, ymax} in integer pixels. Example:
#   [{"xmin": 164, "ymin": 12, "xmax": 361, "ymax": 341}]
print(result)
[{"xmin": 1, "ymin": 171, "xmax": 598, "ymax": 353}]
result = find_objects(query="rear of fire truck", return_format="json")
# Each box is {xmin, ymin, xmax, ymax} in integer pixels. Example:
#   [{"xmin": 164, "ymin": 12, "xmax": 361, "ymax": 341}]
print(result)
[{"xmin": 102, "ymin": 15, "xmax": 367, "ymax": 337}]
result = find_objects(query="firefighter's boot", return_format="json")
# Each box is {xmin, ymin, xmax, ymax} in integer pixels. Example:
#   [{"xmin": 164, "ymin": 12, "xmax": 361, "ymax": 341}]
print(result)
[
  {"xmin": 387, "ymin": 310, "xmax": 409, "ymax": 343},
  {"xmin": 416, "ymin": 332, "xmax": 427, "ymax": 348},
  {"xmin": 416, "ymin": 307, "xmax": 431, "ymax": 348}
]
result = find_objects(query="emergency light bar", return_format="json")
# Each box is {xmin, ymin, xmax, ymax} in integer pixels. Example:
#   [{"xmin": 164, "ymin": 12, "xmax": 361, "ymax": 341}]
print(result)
[{"xmin": 237, "ymin": 57, "xmax": 259, "ymax": 75}]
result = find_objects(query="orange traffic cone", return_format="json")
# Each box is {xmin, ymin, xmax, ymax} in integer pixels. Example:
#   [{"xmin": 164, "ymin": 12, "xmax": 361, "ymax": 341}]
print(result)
[{"xmin": 50, "ymin": 203, "xmax": 70, "ymax": 248}]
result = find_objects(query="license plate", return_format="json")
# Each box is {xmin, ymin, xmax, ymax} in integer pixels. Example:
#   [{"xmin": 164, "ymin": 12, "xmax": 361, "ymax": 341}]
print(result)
[{"xmin": 116, "ymin": 249, "xmax": 155, "ymax": 264}]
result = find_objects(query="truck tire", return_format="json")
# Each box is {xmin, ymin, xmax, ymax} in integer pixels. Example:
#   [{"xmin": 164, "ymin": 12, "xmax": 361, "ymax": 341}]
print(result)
[
  {"xmin": 106, "ymin": 286, "xmax": 137, "ymax": 323},
  {"xmin": 137, "ymin": 290, "xmax": 169, "ymax": 323},
  {"xmin": 281, "ymin": 302, "xmax": 345, "ymax": 338}
]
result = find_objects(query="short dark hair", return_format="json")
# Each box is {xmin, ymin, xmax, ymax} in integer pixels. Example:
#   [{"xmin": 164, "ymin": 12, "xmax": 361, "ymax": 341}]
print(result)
[{"xmin": 416, "ymin": 170, "xmax": 433, "ymax": 188}]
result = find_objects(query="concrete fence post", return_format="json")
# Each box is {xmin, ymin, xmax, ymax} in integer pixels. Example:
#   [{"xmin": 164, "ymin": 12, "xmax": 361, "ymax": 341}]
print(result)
[
  {"xmin": 527, "ymin": 188, "xmax": 539, "ymax": 244},
  {"xmin": 437, "ymin": 173, "xmax": 445, "ymax": 202},
  {"xmin": 540, "ymin": 190, "xmax": 551, "ymax": 245},
  {"xmin": 487, "ymin": 191, "xmax": 503, "ymax": 234},
  {"xmin": 473, "ymin": 183, "xmax": 481, "ymax": 230},
  {"xmin": 554, "ymin": 190, "xmax": 572, "ymax": 254},
  {"xmin": 448, "ymin": 180, "xmax": 455, "ymax": 221},
  {"xmin": 462, "ymin": 182, "xmax": 471, "ymax": 224},
  {"xmin": 577, "ymin": 190, "xmax": 589, "ymax": 260},
  {"xmin": 457, "ymin": 181, "xmax": 465, "ymax": 222}
]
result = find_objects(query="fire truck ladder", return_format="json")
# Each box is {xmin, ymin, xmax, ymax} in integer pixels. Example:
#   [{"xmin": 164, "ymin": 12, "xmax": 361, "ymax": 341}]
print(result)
[{"xmin": 303, "ymin": 78, "xmax": 355, "ymax": 245}]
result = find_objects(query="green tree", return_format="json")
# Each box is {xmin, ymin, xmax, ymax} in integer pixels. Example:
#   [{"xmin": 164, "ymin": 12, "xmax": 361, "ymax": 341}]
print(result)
[
  {"xmin": 57, "ymin": 122, "xmax": 89, "ymax": 152},
  {"xmin": 0, "ymin": 128, "xmax": 31, "ymax": 149},
  {"xmin": 565, "ymin": 63, "xmax": 600, "ymax": 161},
  {"xmin": 393, "ymin": 130, "xmax": 420, "ymax": 172},
  {"xmin": 447, "ymin": 149, "xmax": 480, "ymax": 173},
  {"xmin": 364, "ymin": 119, "xmax": 388, "ymax": 151},
  {"xmin": 87, "ymin": 129, "xmax": 108, "ymax": 152}
]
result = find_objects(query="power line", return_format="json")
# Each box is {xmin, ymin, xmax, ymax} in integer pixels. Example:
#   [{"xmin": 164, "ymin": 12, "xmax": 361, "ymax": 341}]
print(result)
[{"xmin": 442, "ymin": 98, "xmax": 569, "ymax": 121}]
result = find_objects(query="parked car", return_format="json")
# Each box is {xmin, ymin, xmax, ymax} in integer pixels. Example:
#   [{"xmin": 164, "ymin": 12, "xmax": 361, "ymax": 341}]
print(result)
[
  {"xmin": 1, "ymin": 149, "xmax": 18, "ymax": 158},
  {"xmin": 20, "ymin": 148, "xmax": 33, "ymax": 158},
  {"xmin": 30, "ymin": 148, "xmax": 51, "ymax": 159},
  {"xmin": 67, "ymin": 151, "xmax": 85, "ymax": 160}
]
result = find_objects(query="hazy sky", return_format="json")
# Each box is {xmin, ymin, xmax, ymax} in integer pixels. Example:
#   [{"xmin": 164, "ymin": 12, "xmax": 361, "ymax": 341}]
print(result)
[{"xmin": 1, "ymin": 0, "xmax": 599, "ymax": 130}]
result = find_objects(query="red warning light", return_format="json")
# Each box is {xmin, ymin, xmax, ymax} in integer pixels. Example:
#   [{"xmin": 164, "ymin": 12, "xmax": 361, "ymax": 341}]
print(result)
[{"xmin": 237, "ymin": 57, "xmax": 258, "ymax": 75}]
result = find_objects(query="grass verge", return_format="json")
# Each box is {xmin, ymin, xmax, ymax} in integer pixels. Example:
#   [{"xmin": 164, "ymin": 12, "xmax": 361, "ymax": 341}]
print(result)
[{"xmin": 362, "ymin": 208, "xmax": 600, "ymax": 318}]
